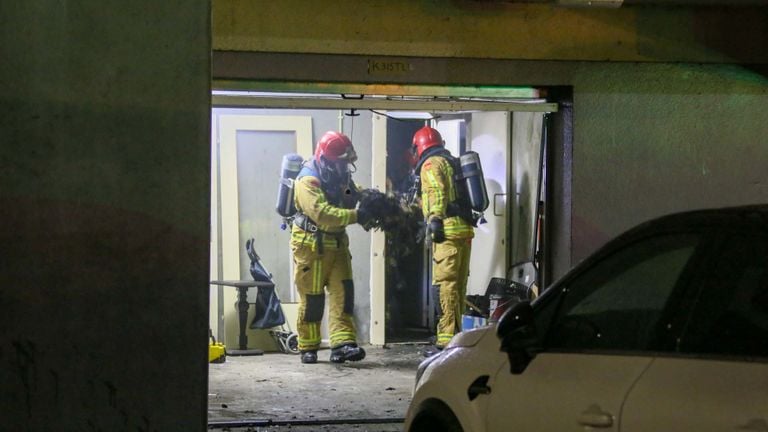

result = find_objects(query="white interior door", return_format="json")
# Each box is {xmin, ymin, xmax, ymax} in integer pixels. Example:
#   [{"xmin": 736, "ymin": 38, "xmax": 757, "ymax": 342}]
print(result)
[
  {"xmin": 466, "ymin": 112, "xmax": 509, "ymax": 295},
  {"xmin": 510, "ymin": 112, "xmax": 545, "ymax": 278},
  {"xmin": 215, "ymin": 114, "xmax": 312, "ymax": 350}
]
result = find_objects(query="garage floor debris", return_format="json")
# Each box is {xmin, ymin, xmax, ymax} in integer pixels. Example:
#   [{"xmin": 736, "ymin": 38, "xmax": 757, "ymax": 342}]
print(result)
[{"xmin": 208, "ymin": 344, "xmax": 424, "ymax": 431}]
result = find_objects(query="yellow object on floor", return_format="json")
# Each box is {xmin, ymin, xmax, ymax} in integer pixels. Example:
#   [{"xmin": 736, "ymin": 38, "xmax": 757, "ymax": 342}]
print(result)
[{"xmin": 209, "ymin": 329, "xmax": 226, "ymax": 363}]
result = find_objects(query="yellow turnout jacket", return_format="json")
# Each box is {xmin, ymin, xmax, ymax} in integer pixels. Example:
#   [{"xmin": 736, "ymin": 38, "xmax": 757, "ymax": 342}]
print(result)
[
  {"xmin": 420, "ymin": 155, "xmax": 474, "ymax": 240},
  {"xmin": 291, "ymin": 169, "xmax": 358, "ymax": 247}
]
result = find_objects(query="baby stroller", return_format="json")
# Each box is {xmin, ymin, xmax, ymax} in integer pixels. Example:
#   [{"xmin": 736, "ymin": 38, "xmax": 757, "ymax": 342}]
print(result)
[{"xmin": 245, "ymin": 238, "xmax": 300, "ymax": 354}]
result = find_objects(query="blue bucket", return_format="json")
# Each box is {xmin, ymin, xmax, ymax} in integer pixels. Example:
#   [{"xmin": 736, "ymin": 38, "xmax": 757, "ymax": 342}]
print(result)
[{"xmin": 462, "ymin": 314, "xmax": 488, "ymax": 331}]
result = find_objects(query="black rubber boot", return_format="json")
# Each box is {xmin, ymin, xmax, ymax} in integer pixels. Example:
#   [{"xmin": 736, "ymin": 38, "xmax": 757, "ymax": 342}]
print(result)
[
  {"xmin": 329, "ymin": 343, "xmax": 366, "ymax": 363},
  {"xmin": 300, "ymin": 350, "xmax": 318, "ymax": 364},
  {"xmin": 422, "ymin": 345, "xmax": 444, "ymax": 358}
]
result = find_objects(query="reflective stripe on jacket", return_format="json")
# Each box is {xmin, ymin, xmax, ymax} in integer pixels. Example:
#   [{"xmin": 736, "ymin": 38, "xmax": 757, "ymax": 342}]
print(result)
[{"xmin": 420, "ymin": 155, "xmax": 474, "ymax": 239}]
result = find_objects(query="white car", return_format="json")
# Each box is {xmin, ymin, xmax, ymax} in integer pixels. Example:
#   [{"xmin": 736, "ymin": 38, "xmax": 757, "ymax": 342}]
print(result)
[{"xmin": 405, "ymin": 205, "xmax": 768, "ymax": 432}]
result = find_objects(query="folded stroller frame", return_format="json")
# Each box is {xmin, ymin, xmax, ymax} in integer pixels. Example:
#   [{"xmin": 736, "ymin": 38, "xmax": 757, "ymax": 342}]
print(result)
[{"xmin": 246, "ymin": 238, "xmax": 299, "ymax": 354}]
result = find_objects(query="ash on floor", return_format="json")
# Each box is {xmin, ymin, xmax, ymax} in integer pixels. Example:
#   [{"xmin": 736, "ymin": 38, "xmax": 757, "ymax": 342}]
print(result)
[{"xmin": 208, "ymin": 344, "xmax": 425, "ymax": 430}]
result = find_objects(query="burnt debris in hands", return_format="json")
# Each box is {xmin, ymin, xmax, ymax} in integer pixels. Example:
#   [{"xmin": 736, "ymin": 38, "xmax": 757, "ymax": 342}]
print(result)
[{"xmin": 358, "ymin": 188, "xmax": 423, "ymax": 236}]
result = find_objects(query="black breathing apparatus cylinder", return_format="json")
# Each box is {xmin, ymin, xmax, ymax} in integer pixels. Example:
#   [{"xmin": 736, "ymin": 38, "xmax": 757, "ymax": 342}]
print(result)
[
  {"xmin": 458, "ymin": 151, "xmax": 489, "ymax": 212},
  {"xmin": 275, "ymin": 153, "xmax": 304, "ymax": 218}
]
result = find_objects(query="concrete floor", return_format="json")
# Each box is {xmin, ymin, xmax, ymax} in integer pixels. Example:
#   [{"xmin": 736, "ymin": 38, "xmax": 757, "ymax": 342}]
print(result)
[{"xmin": 208, "ymin": 344, "xmax": 424, "ymax": 431}]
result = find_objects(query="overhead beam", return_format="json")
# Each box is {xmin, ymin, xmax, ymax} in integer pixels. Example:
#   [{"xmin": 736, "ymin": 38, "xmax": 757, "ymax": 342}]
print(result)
[
  {"xmin": 211, "ymin": 94, "xmax": 558, "ymax": 113},
  {"xmin": 213, "ymin": 79, "xmax": 542, "ymax": 99}
]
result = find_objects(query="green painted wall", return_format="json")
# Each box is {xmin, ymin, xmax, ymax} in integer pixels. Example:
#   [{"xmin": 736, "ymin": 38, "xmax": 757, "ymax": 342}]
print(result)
[
  {"xmin": 0, "ymin": 2, "xmax": 211, "ymax": 430},
  {"xmin": 572, "ymin": 62, "xmax": 768, "ymax": 261}
]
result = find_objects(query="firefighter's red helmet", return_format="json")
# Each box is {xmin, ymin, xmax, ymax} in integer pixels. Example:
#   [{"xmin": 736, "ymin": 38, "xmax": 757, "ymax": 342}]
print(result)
[
  {"xmin": 412, "ymin": 126, "xmax": 444, "ymax": 159},
  {"xmin": 315, "ymin": 131, "xmax": 356, "ymax": 163}
]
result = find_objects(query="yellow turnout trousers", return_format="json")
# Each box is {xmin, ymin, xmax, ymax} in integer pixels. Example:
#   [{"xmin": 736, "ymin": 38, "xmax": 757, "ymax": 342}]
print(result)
[
  {"xmin": 291, "ymin": 232, "xmax": 357, "ymax": 352},
  {"xmin": 433, "ymin": 238, "xmax": 472, "ymax": 347},
  {"xmin": 419, "ymin": 152, "xmax": 474, "ymax": 348}
]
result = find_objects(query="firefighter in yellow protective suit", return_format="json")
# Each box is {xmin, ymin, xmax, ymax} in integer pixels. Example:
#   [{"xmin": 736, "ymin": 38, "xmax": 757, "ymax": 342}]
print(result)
[
  {"xmin": 291, "ymin": 131, "xmax": 375, "ymax": 364},
  {"xmin": 412, "ymin": 126, "xmax": 475, "ymax": 358}
]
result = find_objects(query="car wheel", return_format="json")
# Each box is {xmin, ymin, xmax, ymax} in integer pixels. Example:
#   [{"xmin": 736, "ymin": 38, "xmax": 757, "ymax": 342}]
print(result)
[{"xmin": 409, "ymin": 399, "xmax": 463, "ymax": 432}]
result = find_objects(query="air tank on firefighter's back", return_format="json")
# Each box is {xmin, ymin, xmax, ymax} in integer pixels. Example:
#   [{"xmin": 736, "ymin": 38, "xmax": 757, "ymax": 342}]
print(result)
[
  {"xmin": 276, "ymin": 153, "xmax": 304, "ymax": 218},
  {"xmin": 459, "ymin": 151, "xmax": 489, "ymax": 212}
]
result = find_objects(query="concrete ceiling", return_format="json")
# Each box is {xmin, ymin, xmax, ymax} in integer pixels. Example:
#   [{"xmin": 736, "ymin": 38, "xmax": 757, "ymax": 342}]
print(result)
[{"xmin": 482, "ymin": 0, "xmax": 768, "ymax": 5}]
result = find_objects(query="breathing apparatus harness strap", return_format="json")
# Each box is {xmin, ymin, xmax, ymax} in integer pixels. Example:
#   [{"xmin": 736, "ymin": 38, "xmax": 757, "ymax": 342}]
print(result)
[
  {"xmin": 293, "ymin": 213, "xmax": 319, "ymax": 233},
  {"xmin": 292, "ymin": 161, "xmax": 349, "ymax": 254},
  {"xmin": 410, "ymin": 147, "xmax": 475, "ymax": 226}
]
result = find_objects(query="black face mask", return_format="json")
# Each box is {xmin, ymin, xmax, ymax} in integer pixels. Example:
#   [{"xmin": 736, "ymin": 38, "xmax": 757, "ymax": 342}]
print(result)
[{"xmin": 318, "ymin": 157, "xmax": 355, "ymax": 186}]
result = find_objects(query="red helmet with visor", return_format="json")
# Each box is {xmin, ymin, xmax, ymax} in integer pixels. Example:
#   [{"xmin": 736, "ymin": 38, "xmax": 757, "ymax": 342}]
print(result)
[
  {"xmin": 412, "ymin": 126, "xmax": 444, "ymax": 159},
  {"xmin": 314, "ymin": 131, "xmax": 357, "ymax": 181}
]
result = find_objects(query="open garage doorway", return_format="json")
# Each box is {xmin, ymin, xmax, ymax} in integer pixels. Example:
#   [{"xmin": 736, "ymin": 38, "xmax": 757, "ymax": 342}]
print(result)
[
  {"xmin": 207, "ymin": 84, "xmax": 558, "ymax": 425},
  {"xmin": 211, "ymin": 89, "xmax": 556, "ymax": 345}
]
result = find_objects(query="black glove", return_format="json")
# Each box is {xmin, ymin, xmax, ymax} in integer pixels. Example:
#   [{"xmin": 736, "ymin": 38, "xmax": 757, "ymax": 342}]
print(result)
[
  {"xmin": 357, "ymin": 206, "xmax": 375, "ymax": 228},
  {"xmin": 428, "ymin": 217, "xmax": 445, "ymax": 243}
]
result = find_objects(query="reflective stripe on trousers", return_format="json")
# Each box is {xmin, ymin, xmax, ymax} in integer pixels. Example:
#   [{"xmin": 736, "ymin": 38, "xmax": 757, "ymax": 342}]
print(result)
[
  {"xmin": 292, "ymin": 239, "xmax": 357, "ymax": 351},
  {"xmin": 432, "ymin": 238, "xmax": 472, "ymax": 347}
]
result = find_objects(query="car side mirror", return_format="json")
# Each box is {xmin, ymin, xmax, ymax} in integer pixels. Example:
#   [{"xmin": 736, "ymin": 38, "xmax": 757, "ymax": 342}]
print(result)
[{"xmin": 496, "ymin": 301, "xmax": 538, "ymax": 374}]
